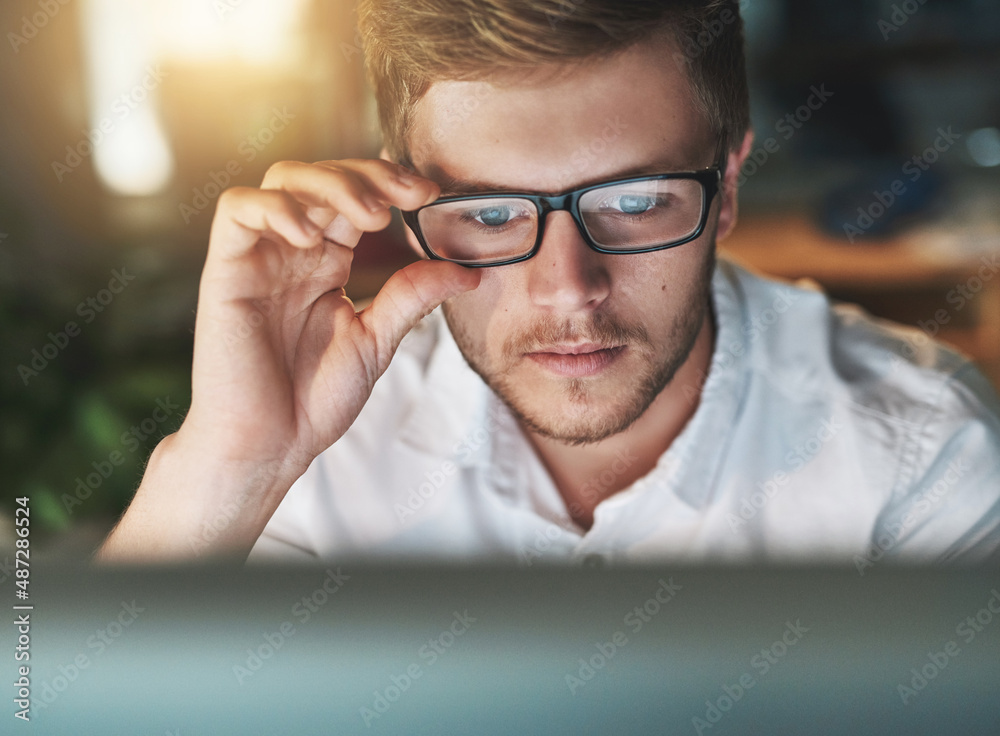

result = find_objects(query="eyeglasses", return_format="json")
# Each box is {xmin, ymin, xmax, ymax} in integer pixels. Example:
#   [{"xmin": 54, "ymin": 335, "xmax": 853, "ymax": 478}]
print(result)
[{"xmin": 400, "ymin": 141, "xmax": 726, "ymax": 267}]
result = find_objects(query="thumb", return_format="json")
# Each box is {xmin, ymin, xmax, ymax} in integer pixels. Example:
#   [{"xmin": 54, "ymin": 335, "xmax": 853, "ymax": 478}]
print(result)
[{"xmin": 359, "ymin": 259, "xmax": 481, "ymax": 370}]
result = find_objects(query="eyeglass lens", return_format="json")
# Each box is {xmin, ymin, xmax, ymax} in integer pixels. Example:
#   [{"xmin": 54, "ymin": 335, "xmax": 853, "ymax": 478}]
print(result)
[{"xmin": 416, "ymin": 178, "xmax": 706, "ymax": 264}]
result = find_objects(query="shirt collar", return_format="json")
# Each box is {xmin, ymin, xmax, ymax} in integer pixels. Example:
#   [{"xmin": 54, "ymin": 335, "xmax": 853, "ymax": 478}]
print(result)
[{"xmin": 662, "ymin": 258, "xmax": 752, "ymax": 509}]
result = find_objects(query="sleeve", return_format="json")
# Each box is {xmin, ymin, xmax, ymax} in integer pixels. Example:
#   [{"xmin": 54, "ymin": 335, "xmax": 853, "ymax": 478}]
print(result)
[{"xmin": 872, "ymin": 361, "xmax": 1000, "ymax": 566}]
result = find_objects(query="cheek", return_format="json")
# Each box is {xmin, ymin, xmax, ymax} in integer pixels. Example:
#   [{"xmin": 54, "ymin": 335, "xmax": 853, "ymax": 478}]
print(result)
[
  {"xmin": 614, "ymin": 245, "xmax": 708, "ymax": 303},
  {"xmin": 444, "ymin": 268, "xmax": 514, "ymax": 348}
]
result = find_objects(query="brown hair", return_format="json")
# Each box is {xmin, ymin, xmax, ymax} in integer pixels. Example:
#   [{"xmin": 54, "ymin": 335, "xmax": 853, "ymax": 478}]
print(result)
[{"xmin": 358, "ymin": 0, "xmax": 749, "ymax": 163}]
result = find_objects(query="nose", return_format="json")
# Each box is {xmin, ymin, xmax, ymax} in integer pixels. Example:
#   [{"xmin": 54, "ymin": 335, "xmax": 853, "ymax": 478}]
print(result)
[{"xmin": 526, "ymin": 211, "xmax": 610, "ymax": 312}]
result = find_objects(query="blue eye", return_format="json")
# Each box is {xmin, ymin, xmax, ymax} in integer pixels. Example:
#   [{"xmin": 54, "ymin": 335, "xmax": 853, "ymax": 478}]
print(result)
[
  {"xmin": 474, "ymin": 206, "xmax": 514, "ymax": 226},
  {"xmin": 608, "ymin": 194, "xmax": 656, "ymax": 215},
  {"xmin": 460, "ymin": 202, "xmax": 536, "ymax": 228}
]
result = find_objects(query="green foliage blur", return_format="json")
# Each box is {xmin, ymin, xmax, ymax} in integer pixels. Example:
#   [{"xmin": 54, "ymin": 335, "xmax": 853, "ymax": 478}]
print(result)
[{"xmin": 1, "ymin": 230, "xmax": 195, "ymax": 547}]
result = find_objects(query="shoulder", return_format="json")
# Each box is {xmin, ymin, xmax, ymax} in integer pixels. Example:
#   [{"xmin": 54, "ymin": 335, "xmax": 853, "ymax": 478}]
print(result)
[
  {"xmin": 713, "ymin": 262, "xmax": 1000, "ymax": 570},
  {"xmin": 715, "ymin": 257, "xmax": 1000, "ymax": 429},
  {"xmin": 716, "ymin": 258, "xmax": 1000, "ymax": 562}
]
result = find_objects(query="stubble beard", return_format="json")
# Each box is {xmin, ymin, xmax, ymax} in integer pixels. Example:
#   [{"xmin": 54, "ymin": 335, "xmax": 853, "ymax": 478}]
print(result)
[{"xmin": 443, "ymin": 250, "xmax": 716, "ymax": 446}]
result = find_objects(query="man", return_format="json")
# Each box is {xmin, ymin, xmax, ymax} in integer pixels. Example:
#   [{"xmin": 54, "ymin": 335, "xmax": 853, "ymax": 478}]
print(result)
[{"xmin": 97, "ymin": 0, "xmax": 1000, "ymax": 568}]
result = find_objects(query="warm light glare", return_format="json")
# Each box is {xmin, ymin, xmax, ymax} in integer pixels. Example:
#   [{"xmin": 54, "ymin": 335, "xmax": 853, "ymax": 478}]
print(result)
[
  {"xmin": 95, "ymin": 110, "xmax": 175, "ymax": 197},
  {"xmin": 81, "ymin": 0, "xmax": 174, "ymax": 195},
  {"xmin": 153, "ymin": 0, "xmax": 310, "ymax": 68},
  {"xmin": 80, "ymin": 0, "xmax": 310, "ymax": 196}
]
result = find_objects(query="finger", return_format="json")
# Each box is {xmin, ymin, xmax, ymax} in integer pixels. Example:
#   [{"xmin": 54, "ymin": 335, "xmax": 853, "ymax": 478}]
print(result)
[
  {"xmin": 260, "ymin": 160, "xmax": 439, "ymax": 232},
  {"xmin": 210, "ymin": 187, "xmax": 322, "ymax": 261},
  {"xmin": 359, "ymin": 260, "xmax": 481, "ymax": 372},
  {"xmin": 314, "ymin": 158, "xmax": 442, "ymax": 212}
]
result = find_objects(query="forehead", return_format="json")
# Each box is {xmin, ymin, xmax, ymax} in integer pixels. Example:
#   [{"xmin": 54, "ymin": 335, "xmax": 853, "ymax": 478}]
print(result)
[{"xmin": 408, "ymin": 38, "xmax": 714, "ymax": 193}]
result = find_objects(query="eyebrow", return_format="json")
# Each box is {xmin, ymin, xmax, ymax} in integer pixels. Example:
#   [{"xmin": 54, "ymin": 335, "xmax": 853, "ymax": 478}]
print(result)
[{"xmin": 435, "ymin": 154, "xmax": 715, "ymax": 197}]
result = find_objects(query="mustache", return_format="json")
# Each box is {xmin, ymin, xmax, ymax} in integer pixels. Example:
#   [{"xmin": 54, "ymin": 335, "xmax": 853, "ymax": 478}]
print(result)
[{"xmin": 502, "ymin": 312, "xmax": 650, "ymax": 360}]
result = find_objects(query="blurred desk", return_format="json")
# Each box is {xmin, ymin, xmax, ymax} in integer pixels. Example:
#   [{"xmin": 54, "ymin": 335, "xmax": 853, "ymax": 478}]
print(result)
[{"xmin": 720, "ymin": 214, "xmax": 1000, "ymax": 389}]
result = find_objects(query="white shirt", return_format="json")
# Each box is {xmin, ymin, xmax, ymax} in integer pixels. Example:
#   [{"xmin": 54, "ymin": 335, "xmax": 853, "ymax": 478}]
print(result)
[{"xmin": 249, "ymin": 259, "xmax": 1000, "ymax": 569}]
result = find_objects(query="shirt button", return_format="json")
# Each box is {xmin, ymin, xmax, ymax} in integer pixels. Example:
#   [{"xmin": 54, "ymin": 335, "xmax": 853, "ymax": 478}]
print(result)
[{"xmin": 581, "ymin": 553, "xmax": 606, "ymax": 569}]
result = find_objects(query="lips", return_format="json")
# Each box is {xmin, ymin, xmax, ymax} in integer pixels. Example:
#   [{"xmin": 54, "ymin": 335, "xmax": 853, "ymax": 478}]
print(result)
[{"xmin": 525, "ymin": 344, "xmax": 625, "ymax": 377}]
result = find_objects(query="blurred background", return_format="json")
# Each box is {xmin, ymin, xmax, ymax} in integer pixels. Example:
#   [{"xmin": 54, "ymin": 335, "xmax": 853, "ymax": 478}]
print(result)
[{"xmin": 1, "ymin": 0, "xmax": 998, "ymax": 556}]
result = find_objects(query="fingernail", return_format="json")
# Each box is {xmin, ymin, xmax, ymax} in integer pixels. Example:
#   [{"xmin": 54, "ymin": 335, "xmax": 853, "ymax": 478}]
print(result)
[{"xmin": 363, "ymin": 195, "xmax": 384, "ymax": 213}]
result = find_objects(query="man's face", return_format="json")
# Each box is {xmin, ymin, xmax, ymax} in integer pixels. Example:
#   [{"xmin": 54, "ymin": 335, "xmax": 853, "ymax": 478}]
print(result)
[{"xmin": 406, "ymin": 39, "xmax": 736, "ymax": 445}]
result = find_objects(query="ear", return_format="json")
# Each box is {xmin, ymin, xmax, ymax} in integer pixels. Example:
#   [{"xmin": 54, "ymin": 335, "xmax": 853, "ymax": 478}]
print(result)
[{"xmin": 715, "ymin": 129, "xmax": 753, "ymax": 242}]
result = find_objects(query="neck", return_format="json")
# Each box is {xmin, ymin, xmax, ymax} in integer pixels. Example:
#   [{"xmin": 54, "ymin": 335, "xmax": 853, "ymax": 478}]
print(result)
[{"xmin": 525, "ymin": 302, "xmax": 716, "ymax": 531}]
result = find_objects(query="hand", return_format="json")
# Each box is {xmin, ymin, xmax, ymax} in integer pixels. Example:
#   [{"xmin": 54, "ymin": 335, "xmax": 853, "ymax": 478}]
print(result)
[
  {"xmin": 183, "ymin": 158, "xmax": 480, "ymax": 484},
  {"xmin": 96, "ymin": 159, "xmax": 479, "ymax": 560}
]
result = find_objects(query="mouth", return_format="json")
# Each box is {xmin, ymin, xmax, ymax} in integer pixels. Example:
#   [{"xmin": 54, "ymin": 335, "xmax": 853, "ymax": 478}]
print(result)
[{"xmin": 525, "ymin": 343, "xmax": 626, "ymax": 377}]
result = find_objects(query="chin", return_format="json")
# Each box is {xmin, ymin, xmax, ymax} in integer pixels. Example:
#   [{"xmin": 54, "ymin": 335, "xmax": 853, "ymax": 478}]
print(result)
[{"xmin": 497, "ymin": 380, "xmax": 658, "ymax": 446}]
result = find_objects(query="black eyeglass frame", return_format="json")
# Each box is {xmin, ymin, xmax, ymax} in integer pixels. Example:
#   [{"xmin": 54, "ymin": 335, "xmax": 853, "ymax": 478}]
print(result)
[{"xmin": 400, "ymin": 140, "xmax": 728, "ymax": 268}]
